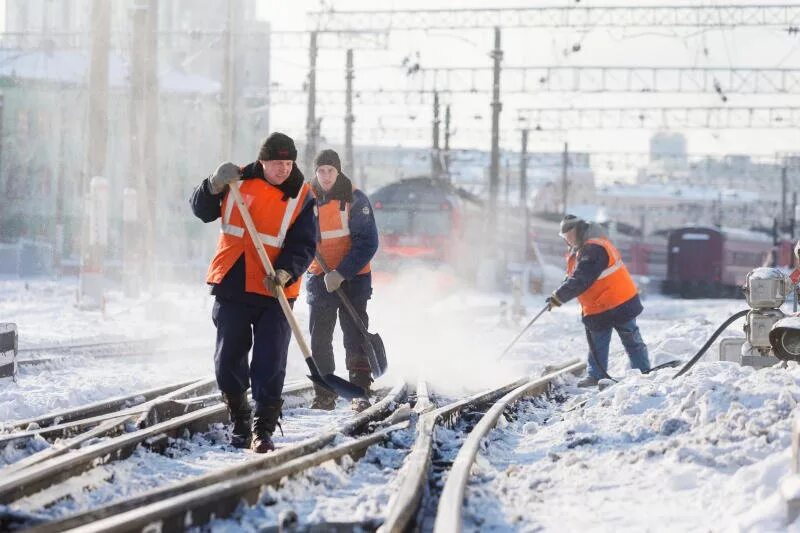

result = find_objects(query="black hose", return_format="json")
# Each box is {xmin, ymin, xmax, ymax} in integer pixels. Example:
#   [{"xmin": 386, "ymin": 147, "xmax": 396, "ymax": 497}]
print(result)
[{"xmin": 672, "ymin": 309, "xmax": 749, "ymax": 379}]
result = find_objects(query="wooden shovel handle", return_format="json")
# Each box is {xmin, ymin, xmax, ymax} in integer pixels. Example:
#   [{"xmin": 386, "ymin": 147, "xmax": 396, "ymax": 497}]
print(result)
[{"xmin": 227, "ymin": 182, "xmax": 315, "ymax": 362}]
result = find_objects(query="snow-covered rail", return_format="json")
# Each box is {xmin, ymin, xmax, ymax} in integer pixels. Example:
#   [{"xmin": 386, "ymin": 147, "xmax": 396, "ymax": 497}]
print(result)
[
  {"xmin": 434, "ymin": 360, "xmax": 584, "ymax": 531},
  {"xmin": 31, "ymin": 382, "xmax": 408, "ymax": 533},
  {"xmin": 0, "ymin": 381, "xmax": 312, "ymax": 511},
  {"xmin": 4, "ymin": 378, "xmax": 201, "ymax": 433},
  {"xmin": 380, "ymin": 359, "xmax": 585, "ymax": 533}
]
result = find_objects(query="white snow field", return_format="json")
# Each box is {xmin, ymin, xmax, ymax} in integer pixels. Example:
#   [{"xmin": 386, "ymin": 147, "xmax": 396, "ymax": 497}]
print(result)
[{"xmin": 2, "ymin": 273, "xmax": 800, "ymax": 531}]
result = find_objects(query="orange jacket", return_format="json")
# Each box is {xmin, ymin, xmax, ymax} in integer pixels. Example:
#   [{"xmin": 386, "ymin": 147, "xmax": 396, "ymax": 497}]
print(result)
[
  {"xmin": 308, "ymin": 189, "xmax": 371, "ymax": 276},
  {"xmin": 567, "ymin": 237, "xmax": 638, "ymax": 316},
  {"xmin": 207, "ymin": 178, "xmax": 311, "ymax": 299}
]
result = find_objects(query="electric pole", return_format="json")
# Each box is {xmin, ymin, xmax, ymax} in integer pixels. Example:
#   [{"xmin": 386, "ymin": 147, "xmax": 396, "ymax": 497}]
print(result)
[
  {"xmin": 520, "ymin": 129, "xmax": 529, "ymax": 262},
  {"xmin": 222, "ymin": 0, "xmax": 236, "ymax": 158},
  {"xmin": 781, "ymin": 165, "xmax": 788, "ymax": 231},
  {"xmin": 305, "ymin": 31, "xmax": 318, "ymax": 172},
  {"xmin": 444, "ymin": 104, "xmax": 451, "ymax": 181},
  {"xmin": 489, "ymin": 27, "xmax": 502, "ymax": 238},
  {"xmin": 80, "ymin": 0, "xmax": 110, "ymax": 309},
  {"xmin": 432, "ymin": 91, "xmax": 440, "ymax": 179},
  {"xmin": 561, "ymin": 142, "xmax": 568, "ymax": 215},
  {"xmin": 86, "ymin": 0, "xmax": 110, "ymax": 192},
  {"xmin": 345, "ymin": 48, "xmax": 354, "ymax": 177}
]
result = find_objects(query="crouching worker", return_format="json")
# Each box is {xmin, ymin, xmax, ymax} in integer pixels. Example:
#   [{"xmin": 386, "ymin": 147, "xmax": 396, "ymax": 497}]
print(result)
[
  {"xmin": 547, "ymin": 215, "xmax": 650, "ymax": 387},
  {"xmin": 189, "ymin": 132, "xmax": 316, "ymax": 452},
  {"xmin": 307, "ymin": 149, "xmax": 379, "ymax": 412}
]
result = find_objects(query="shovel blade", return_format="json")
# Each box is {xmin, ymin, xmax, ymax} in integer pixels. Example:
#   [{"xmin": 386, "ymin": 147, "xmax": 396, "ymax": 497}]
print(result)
[
  {"xmin": 363, "ymin": 333, "xmax": 388, "ymax": 378},
  {"xmin": 306, "ymin": 358, "xmax": 367, "ymax": 399}
]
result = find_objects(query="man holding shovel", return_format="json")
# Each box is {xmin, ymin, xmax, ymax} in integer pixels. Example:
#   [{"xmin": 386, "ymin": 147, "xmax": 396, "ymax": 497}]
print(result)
[
  {"xmin": 307, "ymin": 149, "xmax": 379, "ymax": 412},
  {"xmin": 189, "ymin": 132, "xmax": 316, "ymax": 453},
  {"xmin": 547, "ymin": 215, "xmax": 650, "ymax": 387}
]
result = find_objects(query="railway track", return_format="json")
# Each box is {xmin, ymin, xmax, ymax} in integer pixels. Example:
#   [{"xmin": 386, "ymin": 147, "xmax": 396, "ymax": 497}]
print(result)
[
  {"xmin": 1, "ymin": 360, "xmax": 585, "ymax": 532},
  {"xmin": 15, "ymin": 337, "xmax": 204, "ymax": 369}
]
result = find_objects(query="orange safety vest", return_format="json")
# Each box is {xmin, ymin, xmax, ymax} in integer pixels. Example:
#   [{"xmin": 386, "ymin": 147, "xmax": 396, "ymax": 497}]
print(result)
[
  {"xmin": 566, "ymin": 237, "xmax": 638, "ymax": 317},
  {"xmin": 206, "ymin": 178, "xmax": 311, "ymax": 299},
  {"xmin": 307, "ymin": 190, "xmax": 370, "ymax": 276}
]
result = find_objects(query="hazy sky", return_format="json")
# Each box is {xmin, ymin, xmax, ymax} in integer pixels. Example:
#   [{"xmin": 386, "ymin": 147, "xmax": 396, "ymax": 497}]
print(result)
[{"xmin": 256, "ymin": 0, "xmax": 800, "ymax": 160}]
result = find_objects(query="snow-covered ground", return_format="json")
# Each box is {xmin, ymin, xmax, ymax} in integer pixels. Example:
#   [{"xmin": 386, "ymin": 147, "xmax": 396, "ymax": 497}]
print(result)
[{"xmin": 2, "ymin": 273, "xmax": 800, "ymax": 531}]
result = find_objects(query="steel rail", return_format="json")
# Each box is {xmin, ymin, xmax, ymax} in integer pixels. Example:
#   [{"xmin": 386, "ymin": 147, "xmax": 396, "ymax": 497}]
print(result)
[
  {"xmin": 434, "ymin": 360, "xmax": 585, "ymax": 532},
  {"xmin": 0, "ymin": 378, "xmax": 218, "ymax": 445},
  {"xmin": 43, "ymin": 382, "xmax": 407, "ymax": 533},
  {"xmin": 378, "ymin": 359, "xmax": 583, "ymax": 533},
  {"xmin": 0, "ymin": 381, "xmax": 311, "ymax": 504},
  {"xmin": 5, "ymin": 379, "xmax": 199, "ymax": 431}
]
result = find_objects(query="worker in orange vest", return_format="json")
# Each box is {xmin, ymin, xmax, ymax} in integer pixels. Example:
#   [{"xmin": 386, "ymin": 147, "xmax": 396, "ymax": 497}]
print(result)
[
  {"xmin": 547, "ymin": 215, "xmax": 650, "ymax": 387},
  {"xmin": 306, "ymin": 149, "xmax": 379, "ymax": 412},
  {"xmin": 189, "ymin": 132, "xmax": 316, "ymax": 453}
]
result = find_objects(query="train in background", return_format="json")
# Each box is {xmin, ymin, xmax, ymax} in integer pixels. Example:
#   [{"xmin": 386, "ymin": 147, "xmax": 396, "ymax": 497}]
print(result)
[
  {"xmin": 367, "ymin": 176, "xmax": 667, "ymax": 289},
  {"xmin": 661, "ymin": 226, "xmax": 793, "ymax": 298},
  {"xmin": 368, "ymin": 177, "xmax": 791, "ymax": 298},
  {"xmin": 368, "ymin": 177, "xmax": 484, "ymax": 280}
]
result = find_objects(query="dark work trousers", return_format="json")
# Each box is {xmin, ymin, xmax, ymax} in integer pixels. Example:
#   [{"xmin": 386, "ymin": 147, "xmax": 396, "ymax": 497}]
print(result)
[
  {"xmin": 308, "ymin": 286, "xmax": 371, "ymax": 377},
  {"xmin": 212, "ymin": 296, "xmax": 292, "ymax": 404}
]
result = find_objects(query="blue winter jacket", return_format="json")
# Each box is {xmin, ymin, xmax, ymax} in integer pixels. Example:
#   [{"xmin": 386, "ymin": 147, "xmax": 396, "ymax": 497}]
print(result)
[{"xmin": 189, "ymin": 161, "xmax": 317, "ymax": 306}]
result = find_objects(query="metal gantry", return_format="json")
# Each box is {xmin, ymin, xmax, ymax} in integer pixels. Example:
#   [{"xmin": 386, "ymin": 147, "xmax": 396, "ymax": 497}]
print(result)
[
  {"xmin": 517, "ymin": 106, "xmax": 800, "ymax": 130},
  {"xmin": 309, "ymin": 5, "xmax": 800, "ymax": 30},
  {"xmin": 410, "ymin": 65, "xmax": 800, "ymax": 94}
]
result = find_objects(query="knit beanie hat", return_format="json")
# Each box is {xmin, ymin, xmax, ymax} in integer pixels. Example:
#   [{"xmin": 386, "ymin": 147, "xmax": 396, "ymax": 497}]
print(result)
[
  {"xmin": 314, "ymin": 149, "xmax": 342, "ymax": 173},
  {"xmin": 559, "ymin": 214, "xmax": 584, "ymax": 235},
  {"xmin": 258, "ymin": 132, "xmax": 297, "ymax": 161}
]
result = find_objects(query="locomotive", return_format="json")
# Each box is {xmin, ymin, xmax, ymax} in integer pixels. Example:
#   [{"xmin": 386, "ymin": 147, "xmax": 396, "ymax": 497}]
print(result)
[{"xmin": 369, "ymin": 177, "xmax": 483, "ymax": 279}]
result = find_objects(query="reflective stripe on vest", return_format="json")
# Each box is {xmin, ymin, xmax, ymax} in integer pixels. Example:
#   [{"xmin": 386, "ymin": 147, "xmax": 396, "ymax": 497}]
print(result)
[
  {"xmin": 319, "ymin": 206, "xmax": 350, "ymax": 240},
  {"xmin": 221, "ymin": 190, "xmax": 300, "ymax": 248}
]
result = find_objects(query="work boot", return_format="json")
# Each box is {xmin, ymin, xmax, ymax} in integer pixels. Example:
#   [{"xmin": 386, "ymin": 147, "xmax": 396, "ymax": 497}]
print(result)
[
  {"xmin": 349, "ymin": 370, "xmax": 373, "ymax": 413},
  {"xmin": 221, "ymin": 391, "xmax": 252, "ymax": 449},
  {"xmin": 310, "ymin": 384, "xmax": 337, "ymax": 410},
  {"xmin": 577, "ymin": 375, "xmax": 600, "ymax": 388},
  {"xmin": 252, "ymin": 399, "xmax": 283, "ymax": 454}
]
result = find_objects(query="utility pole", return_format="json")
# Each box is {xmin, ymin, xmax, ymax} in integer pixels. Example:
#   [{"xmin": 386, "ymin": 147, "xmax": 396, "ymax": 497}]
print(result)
[
  {"xmin": 561, "ymin": 142, "xmax": 568, "ymax": 215},
  {"xmin": 444, "ymin": 104, "xmax": 451, "ymax": 181},
  {"xmin": 432, "ymin": 91, "xmax": 440, "ymax": 179},
  {"xmin": 305, "ymin": 31, "xmax": 318, "ymax": 172},
  {"xmin": 781, "ymin": 165, "xmax": 788, "ymax": 231},
  {"xmin": 520, "ymin": 129, "xmax": 529, "ymax": 263},
  {"xmin": 222, "ymin": 0, "xmax": 236, "ymax": 158},
  {"xmin": 85, "ymin": 0, "xmax": 110, "ymax": 193},
  {"xmin": 129, "ymin": 0, "xmax": 158, "ymax": 290},
  {"xmin": 80, "ymin": 0, "xmax": 110, "ymax": 309},
  {"xmin": 344, "ymin": 48, "xmax": 354, "ymax": 176},
  {"xmin": 489, "ymin": 27, "xmax": 502, "ymax": 237}
]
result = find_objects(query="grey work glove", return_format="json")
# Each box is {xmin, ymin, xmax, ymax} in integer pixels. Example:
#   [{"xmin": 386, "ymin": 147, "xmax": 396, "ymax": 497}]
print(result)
[
  {"xmin": 264, "ymin": 269, "xmax": 292, "ymax": 294},
  {"xmin": 209, "ymin": 161, "xmax": 241, "ymax": 195},
  {"xmin": 324, "ymin": 270, "xmax": 345, "ymax": 293}
]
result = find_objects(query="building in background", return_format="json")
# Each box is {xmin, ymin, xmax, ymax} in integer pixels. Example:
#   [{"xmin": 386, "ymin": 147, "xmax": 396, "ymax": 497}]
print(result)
[{"xmin": 0, "ymin": 0, "xmax": 270, "ymax": 278}]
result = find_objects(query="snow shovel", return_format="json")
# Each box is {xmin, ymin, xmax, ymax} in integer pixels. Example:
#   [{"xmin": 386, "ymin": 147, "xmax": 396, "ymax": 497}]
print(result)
[
  {"xmin": 227, "ymin": 181, "xmax": 366, "ymax": 399},
  {"xmin": 314, "ymin": 253, "xmax": 388, "ymax": 378},
  {"xmin": 497, "ymin": 303, "xmax": 550, "ymax": 360}
]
